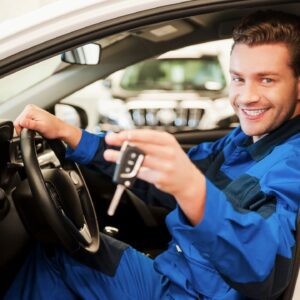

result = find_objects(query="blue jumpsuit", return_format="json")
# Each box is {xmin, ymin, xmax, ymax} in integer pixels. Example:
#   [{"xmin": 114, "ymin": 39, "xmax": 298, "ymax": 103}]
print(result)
[{"xmin": 5, "ymin": 116, "xmax": 300, "ymax": 299}]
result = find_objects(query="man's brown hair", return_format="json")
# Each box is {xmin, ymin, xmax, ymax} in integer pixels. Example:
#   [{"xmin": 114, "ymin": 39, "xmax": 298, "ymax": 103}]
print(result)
[{"xmin": 232, "ymin": 10, "xmax": 300, "ymax": 76}]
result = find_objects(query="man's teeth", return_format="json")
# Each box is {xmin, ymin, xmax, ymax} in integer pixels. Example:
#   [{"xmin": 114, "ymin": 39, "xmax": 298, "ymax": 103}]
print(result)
[{"xmin": 243, "ymin": 109, "xmax": 266, "ymax": 116}]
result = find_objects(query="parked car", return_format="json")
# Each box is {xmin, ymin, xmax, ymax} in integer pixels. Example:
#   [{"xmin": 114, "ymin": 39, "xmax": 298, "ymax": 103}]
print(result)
[
  {"xmin": 94, "ymin": 40, "xmax": 236, "ymax": 132},
  {"xmin": 59, "ymin": 40, "xmax": 236, "ymax": 133},
  {"xmin": 0, "ymin": 0, "xmax": 299, "ymax": 298}
]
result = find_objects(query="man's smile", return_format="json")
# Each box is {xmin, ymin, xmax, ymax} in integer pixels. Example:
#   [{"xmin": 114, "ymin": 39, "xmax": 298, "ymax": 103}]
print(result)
[{"xmin": 240, "ymin": 108, "xmax": 269, "ymax": 120}]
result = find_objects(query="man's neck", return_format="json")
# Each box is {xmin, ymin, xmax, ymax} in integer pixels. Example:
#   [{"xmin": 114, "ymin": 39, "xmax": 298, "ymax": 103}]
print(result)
[{"xmin": 252, "ymin": 134, "xmax": 268, "ymax": 143}]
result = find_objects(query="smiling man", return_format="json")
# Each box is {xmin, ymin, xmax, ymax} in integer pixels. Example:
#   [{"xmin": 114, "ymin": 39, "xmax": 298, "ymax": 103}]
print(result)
[
  {"xmin": 230, "ymin": 40, "xmax": 300, "ymax": 142},
  {"xmin": 7, "ymin": 10, "xmax": 300, "ymax": 300}
]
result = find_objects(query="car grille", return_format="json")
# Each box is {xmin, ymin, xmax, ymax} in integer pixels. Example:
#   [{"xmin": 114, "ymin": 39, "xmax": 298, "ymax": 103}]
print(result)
[{"xmin": 128, "ymin": 107, "xmax": 205, "ymax": 131}]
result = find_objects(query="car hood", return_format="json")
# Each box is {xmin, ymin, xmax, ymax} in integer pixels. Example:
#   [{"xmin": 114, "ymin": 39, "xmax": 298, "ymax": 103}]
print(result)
[{"xmin": 125, "ymin": 90, "xmax": 226, "ymax": 103}]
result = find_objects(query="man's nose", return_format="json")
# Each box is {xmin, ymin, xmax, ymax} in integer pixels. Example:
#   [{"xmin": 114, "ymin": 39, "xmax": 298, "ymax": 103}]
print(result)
[{"xmin": 238, "ymin": 82, "xmax": 260, "ymax": 104}]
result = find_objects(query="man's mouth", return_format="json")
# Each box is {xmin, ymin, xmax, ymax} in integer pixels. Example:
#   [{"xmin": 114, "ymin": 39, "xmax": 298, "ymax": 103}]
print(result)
[{"xmin": 241, "ymin": 108, "xmax": 268, "ymax": 118}]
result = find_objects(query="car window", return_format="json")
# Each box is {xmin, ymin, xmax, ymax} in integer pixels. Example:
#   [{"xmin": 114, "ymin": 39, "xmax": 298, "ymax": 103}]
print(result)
[
  {"xmin": 0, "ymin": 55, "xmax": 62, "ymax": 104},
  {"xmin": 120, "ymin": 56, "xmax": 226, "ymax": 92},
  {"xmin": 61, "ymin": 39, "xmax": 237, "ymax": 134}
]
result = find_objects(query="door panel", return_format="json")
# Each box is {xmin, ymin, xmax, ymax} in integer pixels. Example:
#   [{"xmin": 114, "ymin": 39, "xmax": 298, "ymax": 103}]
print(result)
[{"xmin": 175, "ymin": 128, "xmax": 232, "ymax": 151}]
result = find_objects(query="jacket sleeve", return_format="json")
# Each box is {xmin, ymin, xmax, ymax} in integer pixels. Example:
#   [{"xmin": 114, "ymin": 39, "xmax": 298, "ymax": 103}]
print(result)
[
  {"xmin": 166, "ymin": 152, "xmax": 300, "ymax": 299},
  {"xmin": 65, "ymin": 130, "xmax": 173, "ymax": 208},
  {"xmin": 65, "ymin": 129, "xmax": 233, "ymax": 209}
]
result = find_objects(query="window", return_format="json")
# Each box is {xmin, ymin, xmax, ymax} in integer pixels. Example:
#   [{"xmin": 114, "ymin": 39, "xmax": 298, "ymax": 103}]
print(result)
[
  {"xmin": 120, "ymin": 56, "xmax": 226, "ymax": 92},
  {"xmin": 0, "ymin": 56, "xmax": 63, "ymax": 104}
]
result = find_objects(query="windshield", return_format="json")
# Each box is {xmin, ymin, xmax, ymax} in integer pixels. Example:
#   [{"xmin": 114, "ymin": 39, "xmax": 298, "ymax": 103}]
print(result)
[{"xmin": 120, "ymin": 56, "xmax": 226, "ymax": 92}]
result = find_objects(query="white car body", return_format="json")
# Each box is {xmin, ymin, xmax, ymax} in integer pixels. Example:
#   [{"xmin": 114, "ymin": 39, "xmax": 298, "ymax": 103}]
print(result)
[{"xmin": 0, "ymin": 0, "xmax": 195, "ymax": 60}]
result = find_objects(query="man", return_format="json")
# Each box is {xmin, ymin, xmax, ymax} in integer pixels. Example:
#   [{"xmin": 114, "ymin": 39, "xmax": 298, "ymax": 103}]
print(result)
[{"xmin": 6, "ymin": 10, "xmax": 300, "ymax": 300}]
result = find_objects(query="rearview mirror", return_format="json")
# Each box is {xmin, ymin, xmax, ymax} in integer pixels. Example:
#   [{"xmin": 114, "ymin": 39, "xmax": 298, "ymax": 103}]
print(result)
[{"xmin": 61, "ymin": 43, "xmax": 101, "ymax": 65}]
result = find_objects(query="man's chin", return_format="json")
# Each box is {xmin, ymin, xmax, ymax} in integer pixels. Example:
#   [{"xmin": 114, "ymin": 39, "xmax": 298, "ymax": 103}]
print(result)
[{"xmin": 240, "ymin": 124, "xmax": 266, "ymax": 138}]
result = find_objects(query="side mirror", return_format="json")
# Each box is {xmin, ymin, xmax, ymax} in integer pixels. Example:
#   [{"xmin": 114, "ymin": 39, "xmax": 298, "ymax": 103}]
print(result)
[
  {"xmin": 54, "ymin": 104, "xmax": 88, "ymax": 129},
  {"xmin": 61, "ymin": 43, "xmax": 102, "ymax": 65}
]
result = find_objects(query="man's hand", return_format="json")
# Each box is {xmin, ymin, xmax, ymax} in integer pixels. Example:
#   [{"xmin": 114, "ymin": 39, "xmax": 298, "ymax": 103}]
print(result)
[
  {"xmin": 14, "ymin": 104, "xmax": 82, "ymax": 149},
  {"xmin": 104, "ymin": 129, "xmax": 206, "ymax": 225}
]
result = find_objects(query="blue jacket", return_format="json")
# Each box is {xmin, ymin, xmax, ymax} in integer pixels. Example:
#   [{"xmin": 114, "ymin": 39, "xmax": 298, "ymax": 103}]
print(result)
[{"xmin": 66, "ymin": 116, "xmax": 300, "ymax": 299}]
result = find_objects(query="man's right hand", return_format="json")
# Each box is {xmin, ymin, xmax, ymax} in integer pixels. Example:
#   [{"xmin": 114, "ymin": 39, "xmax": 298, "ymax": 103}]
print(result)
[{"xmin": 14, "ymin": 104, "xmax": 82, "ymax": 149}]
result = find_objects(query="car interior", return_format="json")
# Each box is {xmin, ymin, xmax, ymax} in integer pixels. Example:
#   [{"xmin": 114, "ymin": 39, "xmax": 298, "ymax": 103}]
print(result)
[{"xmin": 0, "ymin": 0, "xmax": 299, "ymax": 298}]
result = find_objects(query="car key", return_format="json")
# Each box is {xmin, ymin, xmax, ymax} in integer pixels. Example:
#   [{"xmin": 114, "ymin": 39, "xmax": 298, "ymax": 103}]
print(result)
[{"xmin": 107, "ymin": 141, "xmax": 145, "ymax": 216}]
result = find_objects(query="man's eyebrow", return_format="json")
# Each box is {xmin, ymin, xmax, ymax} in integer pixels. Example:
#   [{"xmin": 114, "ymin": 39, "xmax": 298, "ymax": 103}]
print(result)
[
  {"xmin": 229, "ymin": 70, "xmax": 280, "ymax": 76},
  {"xmin": 255, "ymin": 72, "xmax": 280, "ymax": 77},
  {"xmin": 229, "ymin": 70, "xmax": 241, "ymax": 75}
]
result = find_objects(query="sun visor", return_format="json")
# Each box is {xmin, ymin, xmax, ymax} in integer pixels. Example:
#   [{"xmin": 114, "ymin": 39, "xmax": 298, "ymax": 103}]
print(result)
[{"xmin": 130, "ymin": 20, "xmax": 194, "ymax": 42}]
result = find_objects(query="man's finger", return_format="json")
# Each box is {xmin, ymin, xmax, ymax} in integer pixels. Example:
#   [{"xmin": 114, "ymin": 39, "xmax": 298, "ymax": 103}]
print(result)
[
  {"xmin": 103, "ymin": 149, "xmax": 120, "ymax": 163},
  {"xmin": 128, "ymin": 141, "xmax": 179, "ymax": 160},
  {"xmin": 105, "ymin": 132, "xmax": 126, "ymax": 146},
  {"xmin": 107, "ymin": 129, "xmax": 175, "ymax": 146},
  {"xmin": 13, "ymin": 117, "xmax": 22, "ymax": 135},
  {"xmin": 126, "ymin": 129, "xmax": 175, "ymax": 145},
  {"xmin": 142, "ymin": 155, "xmax": 174, "ymax": 173},
  {"xmin": 19, "ymin": 118, "xmax": 36, "ymax": 130},
  {"xmin": 14, "ymin": 124, "xmax": 22, "ymax": 136},
  {"xmin": 104, "ymin": 147, "xmax": 178, "ymax": 177},
  {"xmin": 137, "ymin": 166, "xmax": 162, "ymax": 188}
]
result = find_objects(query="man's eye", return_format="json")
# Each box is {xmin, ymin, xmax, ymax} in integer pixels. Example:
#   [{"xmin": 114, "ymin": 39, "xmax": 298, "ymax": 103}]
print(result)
[
  {"xmin": 262, "ymin": 78, "xmax": 273, "ymax": 84},
  {"xmin": 232, "ymin": 77, "xmax": 243, "ymax": 83}
]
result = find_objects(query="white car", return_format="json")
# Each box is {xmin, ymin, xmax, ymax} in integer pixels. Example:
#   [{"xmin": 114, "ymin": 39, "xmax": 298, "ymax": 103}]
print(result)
[
  {"xmin": 0, "ymin": 0, "xmax": 299, "ymax": 298},
  {"xmin": 95, "ymin": 40, "xmax": 235, "ymax": 132}
]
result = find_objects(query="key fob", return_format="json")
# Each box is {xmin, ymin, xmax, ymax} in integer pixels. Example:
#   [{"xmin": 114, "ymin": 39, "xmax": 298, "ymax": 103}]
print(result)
[{"xmin": 113, "ymin": 142, "xmax": 145, "ymax": 188}]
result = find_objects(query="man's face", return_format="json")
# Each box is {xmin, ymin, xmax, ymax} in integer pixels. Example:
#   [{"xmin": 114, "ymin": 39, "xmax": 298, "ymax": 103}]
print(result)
[{"xmin": 229, "ymin": 43, "xmax": 300, "ymax": 142}]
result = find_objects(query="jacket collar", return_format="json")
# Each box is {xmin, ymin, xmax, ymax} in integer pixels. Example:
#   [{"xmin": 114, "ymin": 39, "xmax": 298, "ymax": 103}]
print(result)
[{"xmin": 244, "ymin": 115, "xmax": 300, "ymax": 161}]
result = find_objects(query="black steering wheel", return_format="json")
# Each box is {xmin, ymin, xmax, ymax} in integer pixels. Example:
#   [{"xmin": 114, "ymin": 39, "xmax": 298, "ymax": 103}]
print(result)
[{"xmin": 20, "ymin": 128, "xmax": 100, "ymax": 253}]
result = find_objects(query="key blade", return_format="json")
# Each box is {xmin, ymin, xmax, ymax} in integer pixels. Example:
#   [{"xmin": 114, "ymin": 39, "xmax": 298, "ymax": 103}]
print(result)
[{"xmin": 107, "ymin": 184, "xmax": 126, "ymax": 216}]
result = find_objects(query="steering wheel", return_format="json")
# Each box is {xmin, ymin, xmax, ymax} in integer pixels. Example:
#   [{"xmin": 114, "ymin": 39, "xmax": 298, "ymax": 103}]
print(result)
[{"xmin": 20, "ymin": 128, "xmax": 100, "ymax": 253}]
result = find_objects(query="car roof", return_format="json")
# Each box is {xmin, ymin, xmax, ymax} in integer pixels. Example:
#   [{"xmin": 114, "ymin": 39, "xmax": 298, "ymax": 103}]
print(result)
[
  {"xmin": 1, "ymin": 0, "xmax": 299, "ymax": 77},
  {"xmin": 0, "ymin": 0, "xmax": 194, "ymax": 61}
]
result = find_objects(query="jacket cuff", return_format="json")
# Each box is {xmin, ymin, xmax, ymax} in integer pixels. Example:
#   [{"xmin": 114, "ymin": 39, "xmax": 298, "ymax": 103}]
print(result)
[{"xmin": 65, "ymin": 130, "xmax": 105, "ymax": 164}]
